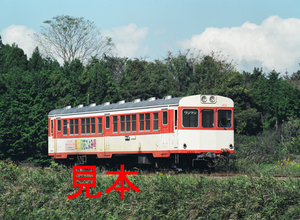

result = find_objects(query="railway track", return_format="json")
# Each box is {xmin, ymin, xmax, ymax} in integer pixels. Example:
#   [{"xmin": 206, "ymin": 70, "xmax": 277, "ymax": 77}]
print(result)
[
  {"xmin": 97, "ymin": 168, "xmax": 300, "ymax": 179},
  {"xmin": 195, "ymin": 173, "xmax": 300, "ymax": 179}
]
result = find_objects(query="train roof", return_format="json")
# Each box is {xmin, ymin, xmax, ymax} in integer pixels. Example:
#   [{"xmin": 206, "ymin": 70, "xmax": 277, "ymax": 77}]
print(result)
[
  {"xmin": 48, "ymin": 96, "xmax": 183, "ymax": 116},
  {"xmin": 48, "ymin": 95, "xmax": 233, "ymax": 117}
]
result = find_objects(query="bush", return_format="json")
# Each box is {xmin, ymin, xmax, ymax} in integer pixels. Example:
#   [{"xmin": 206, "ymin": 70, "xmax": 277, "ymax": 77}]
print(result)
[{"xmin": 1, "ymin": 164, "xmax": 300, "ymax": 219}]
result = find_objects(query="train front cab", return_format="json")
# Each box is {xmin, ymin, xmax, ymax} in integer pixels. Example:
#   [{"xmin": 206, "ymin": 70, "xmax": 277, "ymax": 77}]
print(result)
[{"xmin": 174, "ymin": 95, "xmax": 234, "ymax": 166}]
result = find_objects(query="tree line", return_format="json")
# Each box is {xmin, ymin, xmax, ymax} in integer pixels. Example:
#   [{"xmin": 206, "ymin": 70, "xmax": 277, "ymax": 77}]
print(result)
[{"xmin": 0, "ymin": 38, "xmax": 300, "ymax": 163}]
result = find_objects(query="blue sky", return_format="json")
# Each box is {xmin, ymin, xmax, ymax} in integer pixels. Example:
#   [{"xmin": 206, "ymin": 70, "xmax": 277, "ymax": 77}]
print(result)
[{"xmin": 1, "ymin": 0, "xmax": 300, "ymax": 74}]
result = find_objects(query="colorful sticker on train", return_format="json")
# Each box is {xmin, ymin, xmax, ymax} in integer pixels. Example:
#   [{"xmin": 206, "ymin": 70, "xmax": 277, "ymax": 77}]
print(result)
[{"xmin": 65, "ymin": 139, "xmax": 96, "ymax": 151}]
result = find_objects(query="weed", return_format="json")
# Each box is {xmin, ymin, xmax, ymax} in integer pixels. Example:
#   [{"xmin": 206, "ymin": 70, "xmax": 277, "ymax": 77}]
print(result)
[{"xmin": 1, "ymin": 163, "xmax": 300, "ymax": 219}]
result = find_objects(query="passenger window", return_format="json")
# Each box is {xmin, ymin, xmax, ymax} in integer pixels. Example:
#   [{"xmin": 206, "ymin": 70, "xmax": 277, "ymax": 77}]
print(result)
[
  {"xmin": 75, "ymin": 119, "xmax": 78, "ymax": 135},
  {"xmin": 132, "ymin": 115, "xmax": 136, "ymax": 132},
  {"xmin": 153, "ymin": 113, "xmax": 158, "ymax": 131},
  {"xmin": 175, "ymin": 110, "xmax": 178, "ymax": 129},
  {"xmin": 70, "ymin": 119, "xmax": 74, "ymax": 135},
  {"xmin": 63, "ymin": 120, "xmax": 68, "ymax": 135},
  {"xmin": 113, "ymin": 116, "xmax": 118, "ymax": 133},
  {"xmin": 91, "ymin": 118, "xmax": 95, "ymax": 134},
  {"xmin": 202, "ymin": 109, "xmax": 214, "ymax": 128},
  {"xmin": 57, "ymin": 119, "xmax": 61, "ymax": 132},
  {"xmin": 86, "ymin": 118, "xmax": 90, "ymax": 134},
  {"xmin": 183, "ymin": 109, "xmax": 198, "ymax": 128},
  {"xmin": 126, "ymin": 115, "xmax": 131, "ymax": 133},
  {"xmin": 145, "ymin": 113, "xmax": 150, "ymax": 131},
  {"xmin": 163, "ymin": 111, "xmax": 168, "ymax": 125},
  {"xmin": 51, "ymin": 120, "xmax": 53, "ymax": 136},
  {"xmin": 217, "ymin": 110, "xmax": 232, "ymax": 128},
  {"xmin": 106, "ymin": 116, "xmax": 110, "ymax": 129},
  {"xmin": 139, "ymin": 114, "xmax": 144, "ymax": 132},
  {"xmin": 120, "ymin": 115, "xmax": 125, "ymax": 132},
  {"xmin": 81, "ymin": 119, "xmax": 85, "ymax": 134},
  {"xmin": 97, "ymin": 117, "xmax": 102, "ymax": 134}
]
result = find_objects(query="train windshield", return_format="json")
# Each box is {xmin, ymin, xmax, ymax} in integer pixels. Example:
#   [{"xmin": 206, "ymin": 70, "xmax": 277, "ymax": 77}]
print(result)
[
  {"xmin": 201, "ymin": 109, "xmax": 214, "ymax": 128},
  {"xmin": 183, "ymin": 109, "xmax": 198, "ymax": 127},
  {"xmin": 217, "ymin": 110, "xmax": 232, "ymax": 128}
]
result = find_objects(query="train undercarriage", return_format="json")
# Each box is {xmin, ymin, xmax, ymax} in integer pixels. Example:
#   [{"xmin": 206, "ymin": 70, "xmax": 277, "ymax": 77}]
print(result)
[{"xmin": 54, "ymin": 151, "xmax": 230, "ymax": 173}]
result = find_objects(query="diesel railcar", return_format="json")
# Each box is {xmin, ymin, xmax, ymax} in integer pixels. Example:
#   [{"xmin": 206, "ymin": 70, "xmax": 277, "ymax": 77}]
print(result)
[{"xmin": 48, "ymin": 95, "xmax": 234, "ymax": 169}]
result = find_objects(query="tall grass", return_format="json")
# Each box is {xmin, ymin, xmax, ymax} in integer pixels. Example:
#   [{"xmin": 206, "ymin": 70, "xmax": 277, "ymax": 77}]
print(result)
[
  {"xmin": 226, "ymin": 118, "xmax": 300, "ymax": 174},
  {"xmin": 1, "ymin": 161, "xmax": 300, "ymax": 219}
]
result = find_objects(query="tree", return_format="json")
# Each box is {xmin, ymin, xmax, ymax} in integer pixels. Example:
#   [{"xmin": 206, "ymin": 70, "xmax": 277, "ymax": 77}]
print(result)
[
  {"xmin": 253, "ymin": 70, "xmax": 300, "ymax": 130},
  {"xmin": 118, "ymin": 59, "xmax": 152, "ymax": 101},
  {"xmin": 100, "ymin": 55, "xmax": 128, "ymax": 83},
  {"xmin": 0, "ymin": 35, "xmax": 4, "ymax": 49},
  {"xmin": 33, "ymin": 15, "xmax": 115, "ymax": 65},
  {"xmin": 0, "ymin": 43, "xmax": 28, "ymax": 73},
  {"xmin": 164, "ymin": 51, "xmax": 193, "ymax": 96},
  {"xmin": 29, "ymin": 47, "xmax": 45, "ymax": 72},
  {"xmin": 88, "ymin": 62, "xmax": 120, "ymax": 104}
]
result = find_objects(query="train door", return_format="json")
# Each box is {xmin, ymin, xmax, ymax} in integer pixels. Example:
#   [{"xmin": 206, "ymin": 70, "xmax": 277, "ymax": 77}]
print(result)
[
  {"xmin": 160, "ymin": 110, "xmax": 170, "ymax": 154},
  {"xmin": 49, "ymin": 118, "xmax": 55, "ymax": 155},
  {"xmin": 52, "ymin": 118, "xmax": 61, "ymax": 157},
  {"xmin": 172, "ymin": 109, "xmax": 179, "ymax": 149},
  {"xmin": 104, "ymin": 115, "xmax": 110, "ymax": 156}
]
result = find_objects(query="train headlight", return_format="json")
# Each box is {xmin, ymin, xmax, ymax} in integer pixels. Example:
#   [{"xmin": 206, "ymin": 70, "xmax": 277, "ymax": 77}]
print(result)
[
  {"xmin": 229, "ymin": 144, "xmax": 234, "ymax": 149},
  {"xmin": 210, "ymin": 96, "xmax": 216, "ymax": 103},
  {"xmin": 201, "ymin": 95, "xmax": 216, "ymax": 104},
  {"xmin": 201, "ymin": 96, "xmax": 207, "ymax": 103}
]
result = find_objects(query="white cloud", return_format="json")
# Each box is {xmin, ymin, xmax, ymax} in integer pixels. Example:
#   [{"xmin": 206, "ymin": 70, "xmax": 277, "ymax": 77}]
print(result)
[
  {"xmin": 155, "ymin": 28, "xmax": 166, "ymax": 35},
  {"xmin": 1, "ymin": 25, "xmax": 36, "ymax": 58},
  {"xmin": 102, "ymin": 24, "xmax": 149, "ymax": 58},
  {"xmin": 179, "ymin": 16, "xmax": 300, "ymax": 74}
]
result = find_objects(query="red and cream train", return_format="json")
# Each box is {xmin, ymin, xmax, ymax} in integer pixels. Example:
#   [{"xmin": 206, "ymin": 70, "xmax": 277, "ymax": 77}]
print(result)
[{"xmin": 48, "ymin": 94, "xmax": 234, "ymax": 169}]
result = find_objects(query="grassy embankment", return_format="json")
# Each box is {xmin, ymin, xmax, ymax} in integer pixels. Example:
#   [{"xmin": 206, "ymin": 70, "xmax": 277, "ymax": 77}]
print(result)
[
  {"xmin": 1, "ymin": 160, "xmax": 300, "ymax": 219},
  {"xmin": 2, "ymin": 119, "xmax": 300, "ymax": 219},
  {"xmin": 226, "ymin": 118, "xmax": 300, "ymax": 175}
]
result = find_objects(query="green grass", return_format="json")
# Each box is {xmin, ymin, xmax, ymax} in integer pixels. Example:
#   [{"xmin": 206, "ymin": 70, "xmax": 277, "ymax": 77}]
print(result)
[
  {"xmin": 1, "ymin": 160, "xmax": 300, "ymax": 219},
  {"xmin": 223, "ymin": 156, "xmax": 300, "ymax": 176}
]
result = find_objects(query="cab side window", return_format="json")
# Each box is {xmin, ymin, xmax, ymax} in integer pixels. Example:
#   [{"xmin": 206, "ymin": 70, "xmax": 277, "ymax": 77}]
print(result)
[
  {"xmin": 202, "ymin": 109, "xmax": 214, "ymax": 128},
  {"xmin": 217, "ymin": 110, "xmax": 232, "ymax": 128}
]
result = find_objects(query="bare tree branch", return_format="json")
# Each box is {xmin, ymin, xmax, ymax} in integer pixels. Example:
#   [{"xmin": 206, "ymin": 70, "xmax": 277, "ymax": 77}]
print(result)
[{"xmin": 33, "ymin": 15, "xmax": 115, "ymax": 65}]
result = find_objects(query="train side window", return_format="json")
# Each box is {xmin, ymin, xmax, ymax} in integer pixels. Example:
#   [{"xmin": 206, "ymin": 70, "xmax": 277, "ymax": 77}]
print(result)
[
  {"xmin": 51, "ymin": 120, "xmax": 53, "ymax": 136},
  {"xmin": 183, "ymin": 109, "xmax": 199, "ymax": 127},
  {"xmin": 57, "ymin": 119, "xmax": 61, "ymax": 132},
  {"xmin": 91, "ymin": 118, "xmax": 95, "ymax": 134},
  {"xmin": 145, "ymin": 113, "xmax": 150, "ymax": 131},
  {"xmin": 175, "ymin": 110, "xmax": 178, "ymax": 129},
  {"xmin": 139, "ymin": 114, "xmax": 144, "ymax": 132},
  {"xmin": 202, "ymin": 109, "xmax": 214, "ymax": 128},
  {"xmin": 75, "ymin": 119, "xmax": 78, "ymax": 135},
  {"xmin": 106, "ymin": 116, "xmax": 110, "ymax": 129},
  {"xmin": 153, "ymin": 113, "xmax": 158, "ymax": 131},
  {"xmin": 120, "ymin": 115, "xmax": 125, "ymax": 132},
  {"xmin": 81, "ymin": 119, "xmax": 85, "ymax": 135},
  {"xmin": 126, "ymin": 115, "xmax": 131, "ymax": 133},
  {"xmin": 86, "ymin": 118, "xmax": 90, "ymax": 134},
  {"xmin": 63, "ymin": 120, "xmax": 68, "ymax": 135},
  {"xmin": 70, "ymin": 119, "xmax": 74, "ymax": 135},
  {"xmin": 97, "ymin": 117, "xmax": 103, "ymax": 134},
  {"xmin": 113, "ymin": 116, "xmax": 118, "ymax": 133},
  {"xmin": 163, "ymin": 111, "xmax": 168, "ymax": 125},
  {"xmin": 217, "ymin": 110, "xmax": 232, "ymax": 128},
  {"xmin": 132, "ymin": 114, "xmax": 136, "ymax": 132}
]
